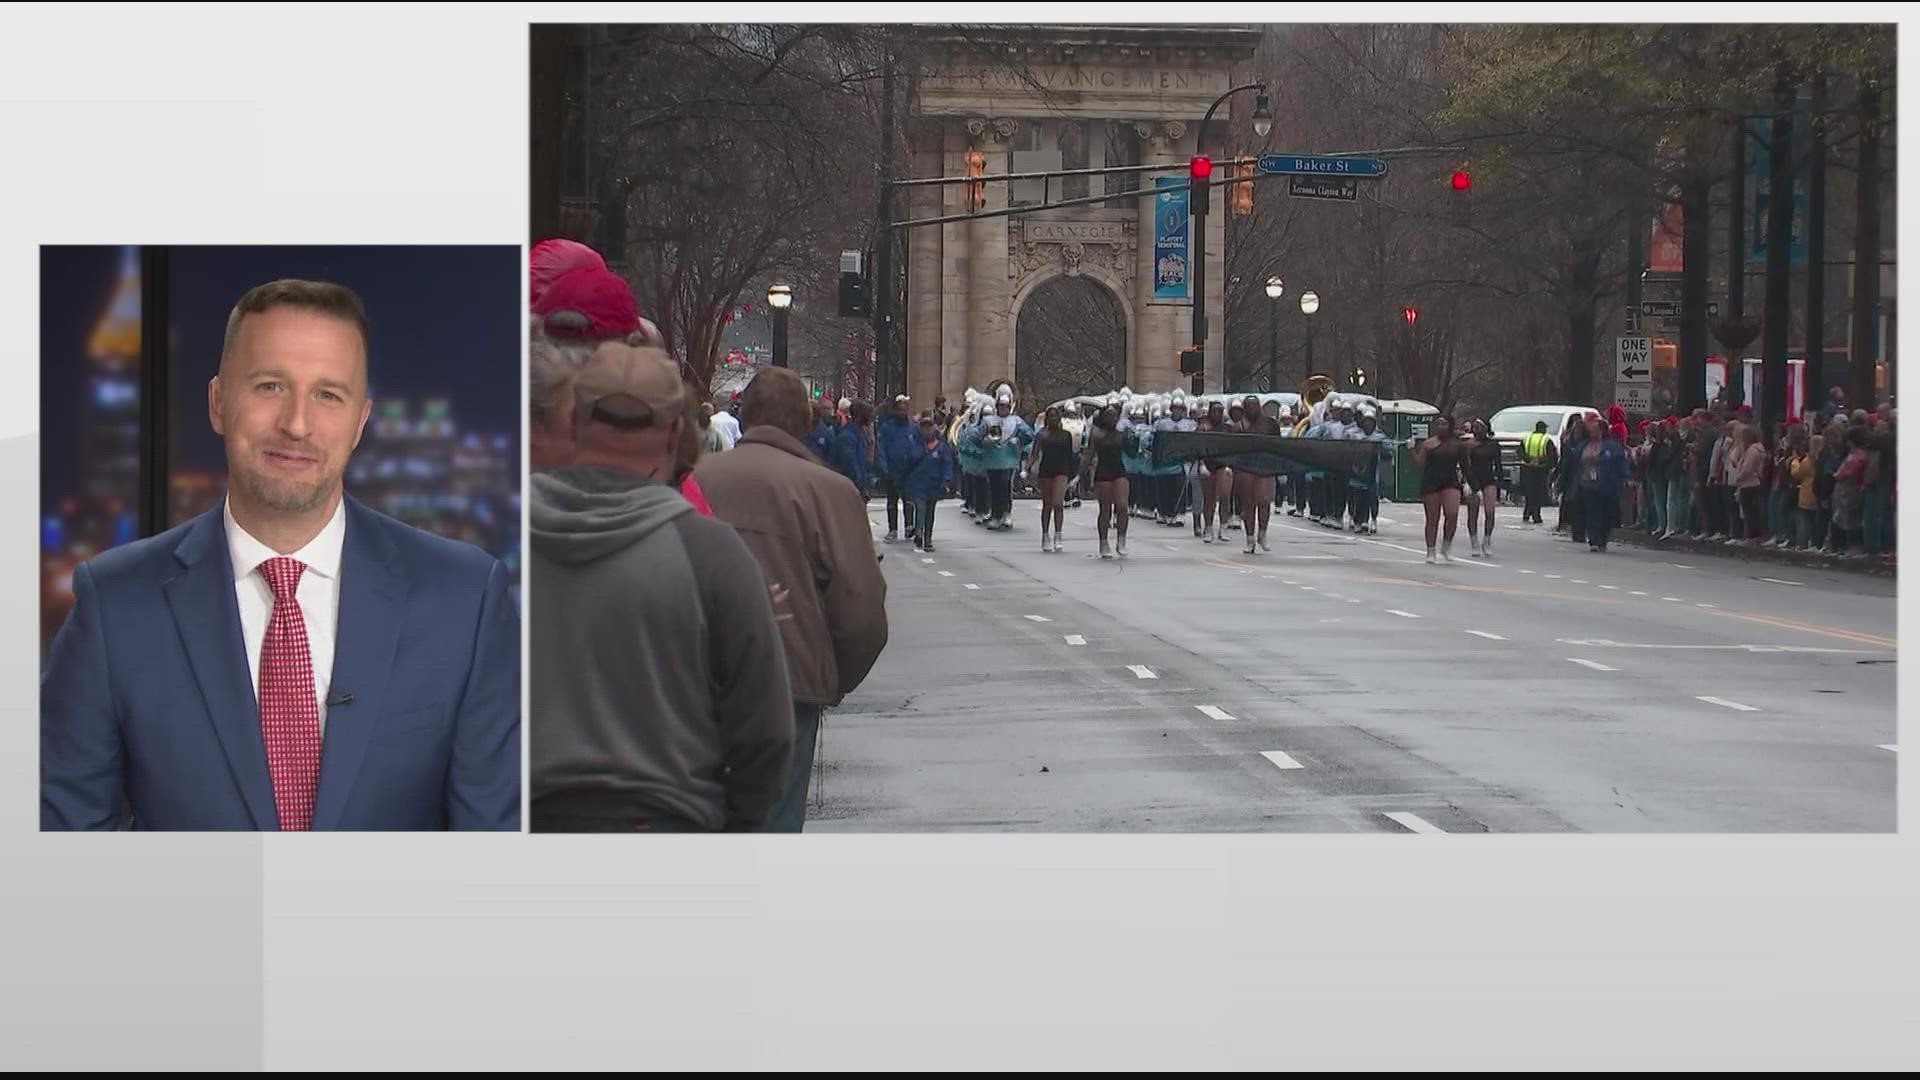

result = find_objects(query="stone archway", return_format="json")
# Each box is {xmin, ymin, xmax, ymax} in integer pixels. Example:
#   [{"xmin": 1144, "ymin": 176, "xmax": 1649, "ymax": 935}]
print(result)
[
  {"xmin": 1012, "ymin": 272, "xmax": 1129, "ymax": 410},
  {"xmin": 898, "ymin": 25, "xmax": 1263, "ymax": 409}
]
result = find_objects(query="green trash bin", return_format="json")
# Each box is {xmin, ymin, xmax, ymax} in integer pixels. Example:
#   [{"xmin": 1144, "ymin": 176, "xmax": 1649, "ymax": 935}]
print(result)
[{"xmin": 1375, "ymin": 399, "xmax": 1439, "ymax": 504}]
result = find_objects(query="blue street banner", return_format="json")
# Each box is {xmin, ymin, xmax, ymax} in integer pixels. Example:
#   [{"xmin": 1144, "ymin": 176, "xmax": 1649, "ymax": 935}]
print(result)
[{"xmin": 1153, "ymin": 176, "xmax": 1190, "ymax": 301}]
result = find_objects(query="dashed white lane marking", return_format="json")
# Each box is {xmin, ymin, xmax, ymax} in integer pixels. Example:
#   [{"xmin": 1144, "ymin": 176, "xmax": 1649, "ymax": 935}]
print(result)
[
  {"xmin": 1877, "ymin": 744, "xmax": 1898, "ymax": 753},
  {"xmin": 1598, "ymin": 584, "xmax": 1619, "ymax": 590},
  {"xmin": 1346, "ymin": 598, "xmax": 1363, "ymax": 604},
  {"xmin": 1631, "ymin": 591, "xmax": 1649, "ymax": 596},
  {"xmin": 1385, "ymin": 811, "xmax": 1445, "ymax": 834},
  {"xmin": 922, "ymin": 558, "xmax": 936, "ymax": 564},
  {"xmin": 1662, "ymin": 596, "xmax": 1683, "ymax": 602},
  {"xmin": 964, "ymin": 583, "xmax": 980, "ymax": 590},
  {"xmin": 1572, "ymin": 579, "xmax": 1589, "ymax": 584},
  {"xmin": 1518, "ymin": 569, "xmax": 1536, "ymax": 574},
  {"xmin": 1696, "ymin": 603, "xmax": 1719, "ymax": 609},
  {"xmin": 1271, "ymin": 520, "xmax": 1500, "ymax": 569},
  {"xmin": 1567, "ymin": 658, "xmax": 1619, "ymax": 672},
  {"xmin": 1163, "ymin": 543, "xmax": 1180, "ymax": 551},
  {"xmin": 1260, "ymin": 750, "xmax": 1304, "ymax": 770},
  {"xmin": 1282, "ymin": 580, "xmax": 1300, "ymax": 586},
  {"xmin": 1299, "ymin": 586, "xmax": 1318, "ymax": 592},
  {"xmin": 1760, "ymin": 577, "xmax": 1805, "ymax": 587},
  {"xmin": 1669, "ymin": 564, "xmax": 1695, "ymax": 569},
  {"xmin": 1466, "ymin": 630, "xmax": 1507, "ymax": 640},
  {"xmin": 1064, "ymin": 634, "xmax": 1086, "ymax": 646},
  {"xmin": 1698, "ymin": 696, "xmax": 1759, "ymax": 712},
  {"xmin": 1024, "ymin": 614, "xmax": 1051, "ymax": 622},
  {"xmin": 1197, "ymin": 705, "xmax": 1235, "ymax": 721},
  {"xmin": 938, "ymin": 570, "xmax": 955, "ymax": 577},
  {"xmin": 1545, "ymin": 574, "xmax": 1562, "ymax": 579},
  {"xmin": 1387, "ymin": 609, "xmax": 1422, "ymax": 619},
  {"xmin": 1128, "ymin": 665, "xmax": 1158, "ymax": 679}
]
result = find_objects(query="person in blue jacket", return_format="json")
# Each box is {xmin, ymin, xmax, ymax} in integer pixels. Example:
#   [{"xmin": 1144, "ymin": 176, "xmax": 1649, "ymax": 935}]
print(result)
[
  {"xmin": 830, "ymin": 400, "xmax": 874, "ymax": 497},
  {"xmin": 1574, "ymin": 414, "xmax": 1632, "ymax": 551},
  {"xmin": 977, "ymin": 387, "xmax": 1034, "ymax": 530},
  {"xmin": 903, "ymin": 412, "xmax": 955, "ymax": 552},
  {"xmin": 806, "ymin": 398, "xmax": 839, "ymax": 463},
  {"xmin": 874, "ymin": 394, "xmax": 921, "ymax": 543}
]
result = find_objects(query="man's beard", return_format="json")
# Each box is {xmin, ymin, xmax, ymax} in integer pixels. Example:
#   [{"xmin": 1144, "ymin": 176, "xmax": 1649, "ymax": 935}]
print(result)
[{"xmin": 236, "ymin": 462, "xmax": 336, "ymax": 515}]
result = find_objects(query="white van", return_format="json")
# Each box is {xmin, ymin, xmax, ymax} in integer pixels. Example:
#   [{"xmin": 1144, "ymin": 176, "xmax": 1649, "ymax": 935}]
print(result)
[{"xmin": 1487, "ymin": 403, "xmax": 1600, "ymax": 497}]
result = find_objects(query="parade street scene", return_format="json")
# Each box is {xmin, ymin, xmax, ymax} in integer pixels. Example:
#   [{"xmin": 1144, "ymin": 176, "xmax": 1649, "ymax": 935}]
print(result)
[{"xmin": 529, "ymin": 21, "xmax": 1896, "ymax": 834}]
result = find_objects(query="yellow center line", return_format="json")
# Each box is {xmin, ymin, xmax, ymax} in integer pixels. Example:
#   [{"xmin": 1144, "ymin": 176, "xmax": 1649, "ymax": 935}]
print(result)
[{"xmin": 1200, "ymin": 558, "xmax": 1897, "ymax": 648}]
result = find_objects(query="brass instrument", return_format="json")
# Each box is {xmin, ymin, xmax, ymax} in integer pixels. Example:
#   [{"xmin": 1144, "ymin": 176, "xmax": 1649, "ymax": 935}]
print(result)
[{"xmin": 1293, "ymin": 374, "xmax": 1335, "ymax": 435}]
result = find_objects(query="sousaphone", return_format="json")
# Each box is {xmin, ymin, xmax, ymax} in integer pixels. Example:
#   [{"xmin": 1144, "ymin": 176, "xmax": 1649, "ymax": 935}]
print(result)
[{"xmin": 1293, "ymin": 374, "xmax": 1335, "ymax": 435}]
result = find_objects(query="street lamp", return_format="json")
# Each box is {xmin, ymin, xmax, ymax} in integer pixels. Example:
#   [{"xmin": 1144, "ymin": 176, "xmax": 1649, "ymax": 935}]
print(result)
[
  {"xmin": 1263, "ymin": 276, "xmax": 1284, "ymax": 392},
  {"xmin": 1351, "ymin": 367, "xmax": 1368, "ymax": 390},
  {"xmin": 1189, "ymin": 80, "xmax": 1270, "ymax": 395},
  {"xmin": 1300, "ymin": 290, "xmax": 1320, "ymax": 378},
  {"xmin": 767, "ymin": 282, "xmax": 793, "ymax": 368}
]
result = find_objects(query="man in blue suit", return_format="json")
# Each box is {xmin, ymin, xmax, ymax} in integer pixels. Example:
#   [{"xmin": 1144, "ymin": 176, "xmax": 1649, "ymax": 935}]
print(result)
[{"xmin": 41, "ymin": 279, "xmax": 521, "ymax": 831}]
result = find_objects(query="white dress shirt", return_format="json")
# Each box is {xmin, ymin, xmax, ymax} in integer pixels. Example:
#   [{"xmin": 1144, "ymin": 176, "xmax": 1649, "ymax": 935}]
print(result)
[{"xmin": 226, "ymin": 498, "xmax": 345, "ymax": 738}]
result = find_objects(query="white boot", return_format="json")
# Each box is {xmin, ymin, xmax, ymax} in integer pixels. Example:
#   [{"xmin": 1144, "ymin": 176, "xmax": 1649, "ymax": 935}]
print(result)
[
  {"xmin": 1481, "ymin": 533, "xmax": 1492, "ymax": 558},
  {"xmin": 1441, "ymin": 538, "xmax": 1454, "ymax": 562},
  {"xmin": 1468, "ymin": 533, "xmax": 1482, "ymax": 557},
  {"xmin": 1041, "ymin": 530, "xmax": 1051, "ymax": 553},
  {"xmin": 1258, "ymin": 530, "xmax": 1270, "ymax": 552},
  {"xmin": 1116, "ymin": 535, "xmax": 1128, "ymax": 557},
  {"xmin": 1426, "ymin": 547, "xmax": 1437, "ymax": 564},
  {"xmin": 1100, "ymin": 537, "xmax": 1112, "ymax": 559}
]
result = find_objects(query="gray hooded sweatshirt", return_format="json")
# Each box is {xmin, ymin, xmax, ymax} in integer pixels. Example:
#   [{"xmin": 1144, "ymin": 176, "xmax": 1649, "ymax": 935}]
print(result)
[{"xmin": 528, "ymin": 466, "xmax": 793, "ymax": 831}]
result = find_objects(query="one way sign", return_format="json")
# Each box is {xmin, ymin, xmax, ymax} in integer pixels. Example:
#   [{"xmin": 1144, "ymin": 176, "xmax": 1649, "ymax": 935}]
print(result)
[{"xmin": 1616, "ymin": 337, "xmax": 1652, "ymax": 384}]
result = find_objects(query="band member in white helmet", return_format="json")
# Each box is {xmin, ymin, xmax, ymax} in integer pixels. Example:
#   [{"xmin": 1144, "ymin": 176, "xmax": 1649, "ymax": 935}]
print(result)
[
  {"xmin": 965, "ymin": 385, "xmax": 1033, "ymax": 530},
  {"xmin": 1153, "ymin": 391, "xmax": 1197, "ymax": 528}
]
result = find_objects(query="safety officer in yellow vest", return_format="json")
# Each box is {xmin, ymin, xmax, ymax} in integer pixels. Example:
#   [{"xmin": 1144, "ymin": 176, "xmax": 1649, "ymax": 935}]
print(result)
[{"xmin": 1519, "ymin": 420, "xmax": 1557, "ymax": 524}]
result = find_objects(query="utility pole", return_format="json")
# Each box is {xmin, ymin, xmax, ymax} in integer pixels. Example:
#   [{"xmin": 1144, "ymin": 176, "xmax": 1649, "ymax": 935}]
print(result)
[{"xmin": 872, "ymin": 49, "xmax": 897, "ymax": 403}]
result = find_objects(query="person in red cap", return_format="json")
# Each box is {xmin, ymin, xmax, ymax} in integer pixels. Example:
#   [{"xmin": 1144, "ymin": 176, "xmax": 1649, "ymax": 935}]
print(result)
[
  {"xmin": 533, "ymin": 267, "xmax": 642, "ymax": 340},
  {"xmin": 529, "ymin": 239, "xmax": 607, "ymax": 309}
]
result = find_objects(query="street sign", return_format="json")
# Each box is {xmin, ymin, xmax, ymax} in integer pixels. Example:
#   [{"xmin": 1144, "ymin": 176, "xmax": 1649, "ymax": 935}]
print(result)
[
  {"xmin": 1287, "ymin": 175, "xmax": 1358, "ymax": 202},
  {"xmin": 1616, "ymin": 337, "xmax": 1652, "ymax": 383},
  {"xmin": 1257, "ymin": 154, "xmax": 1390, "ymax": 178},
  {"xmin": 1615, "ymin": 384, "xmax": 1653, "ymax": 413},
  {"xmin": 1624, "ymin": 305, "xmax": 1641, "ymax": 334},
  {"xmin": 1640, "ymin": 300, "xmax": 1721, "ymax": 319}
]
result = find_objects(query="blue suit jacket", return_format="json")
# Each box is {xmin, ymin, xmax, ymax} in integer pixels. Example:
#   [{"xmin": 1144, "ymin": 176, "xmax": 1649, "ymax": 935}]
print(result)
[{"xmin": 40, "ymin": 497, "xmax": 522, "ymax": 831}]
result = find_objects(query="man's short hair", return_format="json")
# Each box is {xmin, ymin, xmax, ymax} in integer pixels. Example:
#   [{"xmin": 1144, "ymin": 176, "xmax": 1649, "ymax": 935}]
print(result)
[
  {"xmin": 222, "ymin": 279, "xmax": 370, "ymax": 367},
  {"xmin": 741, "ymin": 368, "xmax": 814, "ymax": 440}
]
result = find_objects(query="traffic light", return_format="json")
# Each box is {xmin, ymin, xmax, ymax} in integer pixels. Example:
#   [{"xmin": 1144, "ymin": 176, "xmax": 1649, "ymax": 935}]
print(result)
[
  {"xmin": 1403, "ymin": 307, "xmax": 1419, "ymax": 326},
  {"xmin": 964, "ymin": 149, "xmax": 986, "ymax": 212},
  {"xmin": 1190, "ymin": 155, "xmax": 1213, "ymax": 181},
  {"xmin": 1231, "ymin": 162, "xmax": 1255, "ymax": 216},
  {"xmin": 837, "ymin": 250, "xmax": 867, "ymax": 318},
  {"xmin": 1450, "ymin": 165, "xmax": 1472, "ymax": 227},
  {"xmin": 1179, "ymin": 348, "xmax": 1204, "ymax": 375}
]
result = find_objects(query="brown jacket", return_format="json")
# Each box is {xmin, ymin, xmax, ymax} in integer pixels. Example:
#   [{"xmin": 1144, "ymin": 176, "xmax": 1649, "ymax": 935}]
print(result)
[{"xmin": 693, "ymin": 425, "xmax": 889, "ymax": 706}]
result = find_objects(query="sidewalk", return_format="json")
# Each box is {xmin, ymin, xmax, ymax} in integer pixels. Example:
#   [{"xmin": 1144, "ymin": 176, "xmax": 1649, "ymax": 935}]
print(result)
[{"xmin": 1594, "ymin": 525, "xmax": 1895, "ymax": 578}]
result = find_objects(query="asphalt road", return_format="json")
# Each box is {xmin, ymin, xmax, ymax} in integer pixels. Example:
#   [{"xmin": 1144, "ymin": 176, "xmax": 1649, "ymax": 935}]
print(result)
[{"xmin": 808, "ymin": 497, "xmax": 1897, "ymax": 833}]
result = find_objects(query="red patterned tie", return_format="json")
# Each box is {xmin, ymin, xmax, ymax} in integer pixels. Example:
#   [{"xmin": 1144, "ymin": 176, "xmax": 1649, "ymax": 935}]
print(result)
[{"xmin": 258, "ymin": 556, "xmax": 321, "ymax": 831}]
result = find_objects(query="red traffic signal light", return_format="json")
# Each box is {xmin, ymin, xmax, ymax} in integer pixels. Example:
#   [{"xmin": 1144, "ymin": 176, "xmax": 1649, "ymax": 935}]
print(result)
[
  {"xmin": 1190, "ymin": 155, "xmax": 1213, "ymax": 181},
  {"xmin": 1450, "ymin": 169, "xmax": 1471, "ymax": 192},
  {"xmin": 1404, "ymin": 307, "xmax": 1419, "ymax": 325}
]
